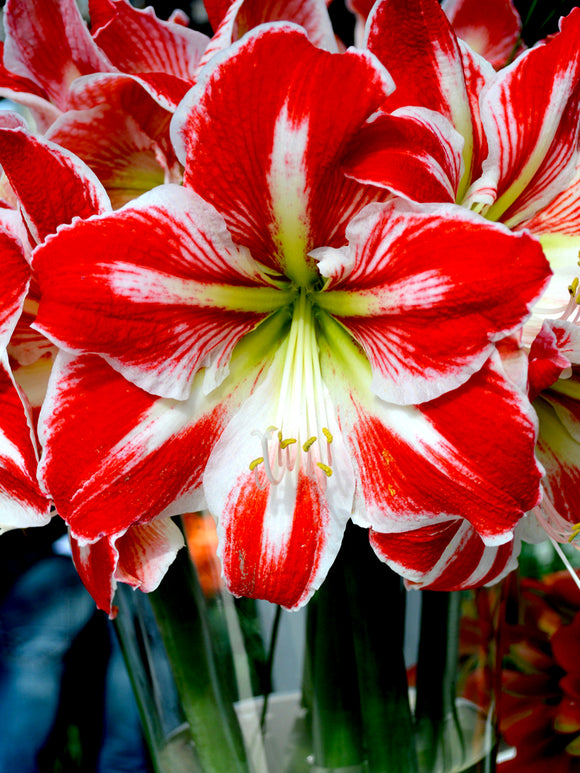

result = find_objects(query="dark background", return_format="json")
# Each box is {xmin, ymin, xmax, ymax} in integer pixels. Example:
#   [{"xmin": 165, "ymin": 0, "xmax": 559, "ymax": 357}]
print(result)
[{"xmin": 140, "ymin": 0, "xmax": 580, "ymax": 48}]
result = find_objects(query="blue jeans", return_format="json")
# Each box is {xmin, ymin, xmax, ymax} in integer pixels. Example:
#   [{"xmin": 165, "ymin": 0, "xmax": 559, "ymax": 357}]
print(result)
[{"xmin": 0, "ymin": 555, "xmax": 150, "ymax": 773}]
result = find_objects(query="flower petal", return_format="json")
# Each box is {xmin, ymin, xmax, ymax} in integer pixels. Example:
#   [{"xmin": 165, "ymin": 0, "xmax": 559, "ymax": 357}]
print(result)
[
  {"xmin": 534, "ymin": 375, "xmax": 580, "ymax": 531},
  {"xmin": 71, "ymin": 519, "xmax": 184, "ymax": 618},
  {"xmin": 370, "ymin": 518, "xmax": 519, "ymax": 590},
  {"xmin": 115, "ymin": 517, "xmax": 185, "ymax": 594},
  {"xmin": 316, "ymin": 200, "xmax": 550, "ymax": 405},
  {"xmin": 38, "ymin": 352, "xmax": 227, "ymax": 542},
  {"xmin": 342, "ymin": 106, "xmax": 464, "ymax": 204},
  {"xmin": 33, "ymin": 184, "xmax": 277, "ymax": 400},
  {"xmin": 3, "ymin": 0, "xmax": 111, "ymax": 109},
  {"xmin": 204, "ymin": 361, "xmax": 355, "ymax": 608},
  {"xmin": 528, "ymin": 321, "xmax": 580, "ymax": 400},
  {"xmin": 90, "ymin": 0, "xmax": 208, "ymax": 84},
  {"xmin": 523, "ymin": 155, "xmax": 580, "ymax": 236},
  {"xmin": 70, "ymin": 533, "xmax": 118, "ymax": 615},
  {"xmin": 468, "ymin": 8, "xmax": 580, "ymax": 225},
  {"xmin": 0, "ymin": 219, "xmax": 30, "ymax": 349},
  {"xmin": 172, "ymin": 24, "xmax": 393, "ymax": 284},
  {"xmin": 318, "ymin": 328, "xmax": 542, "ymax": 544},
  {"xmin": 0, "ymin": 127, "xmax": 110, "ymax": 243},
  {"xmin": 198, "ymin": 0, "xmax": 337, "ymax": 71},
  {"xmin": 366, "ymin": 0, "xmax": 484, "ymax": 192},
  {"xmin": 441, "ymin": 0, "xmax": 522, "ymax": 69},
  {"xmin": 46, "ymin": 103, "xmax": 173, "ymax": 209},
  {"xmin": 0, "ymin": 354, "xmax": 51, "ymax": 533}
]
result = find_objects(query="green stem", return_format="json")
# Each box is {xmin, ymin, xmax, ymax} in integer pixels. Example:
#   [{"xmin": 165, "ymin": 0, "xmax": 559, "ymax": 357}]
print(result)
[
  {"xmin": 148, "ymin": 546, "xmax": 250, "ymax": 773},
  {"xmin": 308, "ymin": 541, "xmax": 366, "ymax": 769},
  {"xmin": 260, "ymin": 605, "xmax": 282, "ymax": 732},
  {"xmin": 343, "ymin": 526, "xmax": 419, "ymax": 773}
]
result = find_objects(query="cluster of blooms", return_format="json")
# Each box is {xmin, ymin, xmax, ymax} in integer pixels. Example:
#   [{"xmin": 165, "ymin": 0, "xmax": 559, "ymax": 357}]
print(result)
[
  {"xmin": 499, "ymin": 571, "xmax": 580, "ymax": 771},
  {"xmin": 0, "ymin": 0, "xmax": 579, "ymax": 617}
]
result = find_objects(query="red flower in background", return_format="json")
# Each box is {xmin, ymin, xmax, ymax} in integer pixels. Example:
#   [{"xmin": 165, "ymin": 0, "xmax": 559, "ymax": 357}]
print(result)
[{"xmin": 498, "ymin": 571, "xmax": 580, "ymax": 772}]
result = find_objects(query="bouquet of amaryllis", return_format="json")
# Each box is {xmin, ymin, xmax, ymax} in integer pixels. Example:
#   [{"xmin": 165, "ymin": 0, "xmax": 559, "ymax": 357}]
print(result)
[{"xmin": 1, "ymin": 0, "xmax": 579, "ymax": 769}]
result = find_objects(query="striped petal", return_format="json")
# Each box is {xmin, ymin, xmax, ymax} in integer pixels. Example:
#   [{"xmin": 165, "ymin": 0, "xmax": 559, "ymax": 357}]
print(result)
[
  {"xmin": 198, "ymin": 0, "xmax": 337, "ymax": 71},
  {"xmin": 318, "ymin": 327, "xmax": 542, "ymax": 545},
  {"xmin": 315, "ymin": 200, "xmax": 550, "ymax": 405},
  {"xmin": 38, "ymin": 353, "xmax": 228, "ymax": 543},
  {"xmin": 468, "ymin": 8, "xmax": 580, "ymax": 225},
  {"xmin": 0, "ymin": 354, "xmax": 51, "ymax": 533},
  {"xmin": 65, "ymin": 75, "xmax": 180, "ymax": 178},
  {"xmin": 523, "ymin": 155, "xmax": 580, "ymax": 236},
  {"xmin": 534, "ymin": 381, "xmax": 580, "ymax": 529},
  {"xmin": 90, "ymin": 0, "xmax": 208, "ymax": 83},
  {"xmin": 46, "ymin": 103, "xmax": 175, "ymax": 209},
  {"xmin": 366, "ymin": 0, "xmax": 487, "ymax": 193},
  {"xmin": 70, "ymin": 518, "xmax": 184, "ymax": 616},
  {"xmin": 0, "ymin": 217, "xmax": 30, "ymax": 349},
  {"xmin": 342, "ymin": 106, "xmax": 464, "ymax": 204},
  {"xmin": 3, "ymin": 0, "xmax": 111, "ymax": 110},
  {"xmin": 70, "ymin": 532, "xmax": 118, "ymax": 614},
  {"xmin": 528, "ymin": 321, "xmax": 580, "ymax": 401},
  {"xmin": 0, "ymin": 127, "xmax": 110, "ymax": 243},
  {"xmin": 370, "ymin": 519, "xmax": 520, "ymax": 590},
  {"xmin": 204, "ymin": 355, "xmax": 355, "ymax": 608},
  {"xmin": 441, "ymin": 0, "xmax": 522, "ymax": 69},
  {"xmin": 172, "ymin": 24, "xmax": 394, "ymax": 284},
  {"xmin": 33, "ymin": 184, "xmax": 280, "ymax": 400}
]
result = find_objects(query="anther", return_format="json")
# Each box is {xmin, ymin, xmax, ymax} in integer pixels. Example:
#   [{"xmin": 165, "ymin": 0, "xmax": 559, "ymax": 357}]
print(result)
[
  {"xmin": 249, "ymin": 457, "xmax": 264, "ymax": 471},
  {"xmin": 302, "ymin": 436, "xmax": 317, "ymax": 452},
  {"xmin": 322, "ymin": 427, "xmax": 333, "ymax": 444},
  {"xmin": 317, "ymin": 462, "xmax": 333, "ymax": 477},
  {"xmin": 568, "ymin": 523, "xmax": 580, "ymax": 542}
]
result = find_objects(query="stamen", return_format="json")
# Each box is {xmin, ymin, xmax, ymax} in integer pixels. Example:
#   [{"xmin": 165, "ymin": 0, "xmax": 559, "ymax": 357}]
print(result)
[
  {"xmin": 302, "ymin": 436, "xmax": 317, "ymax": 452},
  {"xmin": 569, "ymin": 522, "xmax": 580, "ymax": 543},
  {"xmin": 247, "ymin": 290, "xmax": 339, "ymax": 490},
  {"xmin": 280, "ymin": 437, "xmax": 297, "ymax": 449}
]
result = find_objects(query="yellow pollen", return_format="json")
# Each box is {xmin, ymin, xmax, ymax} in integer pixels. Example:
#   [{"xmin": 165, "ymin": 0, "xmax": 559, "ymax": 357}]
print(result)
[
  {"xmin": 280, "ymin": 437, "xmax": 297, "ymax": 449},
  {"xmin": 249, "ymin": 457, "xmax": 264, "ymax": 471},
  {"xmin": 317, "ymin": 462, "xmax": 333, "ymax": 477},
  {"xmin": 568, "ymin": 523, "xmax": 580, "ymax": 542},
  {"xmin": 303, "ymin": 436, "xmax": 317, "ymax": 452},
  {"xmin": 322, "ymin": 427, "xmax": 333, "ymax": 444}
]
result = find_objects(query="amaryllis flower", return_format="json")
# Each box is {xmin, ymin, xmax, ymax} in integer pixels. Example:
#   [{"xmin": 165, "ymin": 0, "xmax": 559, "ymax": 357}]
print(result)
[
  {"xmin": 0, "ymin": 124, "xmax": 184, "ymax": 611},
  {"xmin": 347, "ymin": 0, "xmax": 523, "ymax": 65},
  {"xmin": 31, "ymin": 24, "xmax": 549, "ymax": 614},
  {"xmin": 0, "ymin": 0, "xmax": 211, "ymax": 207},
  {"xmin": 349, "ymin": 0, "xmax": 580, "ymax": 565}
]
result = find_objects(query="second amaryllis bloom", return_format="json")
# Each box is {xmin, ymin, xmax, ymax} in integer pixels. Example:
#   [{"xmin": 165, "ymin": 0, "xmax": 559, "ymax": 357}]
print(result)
[{"xmin": 32, "ymin": 25, "xmax": 550, "ymax": 613}]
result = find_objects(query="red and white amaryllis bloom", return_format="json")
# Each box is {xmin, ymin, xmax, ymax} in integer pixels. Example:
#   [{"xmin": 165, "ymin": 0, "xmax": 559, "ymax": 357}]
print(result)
[
  {"xmin": 31, "ymin": 25, "xmax": 549, "ymax": 612},
  {"xmin": 356, "ymin": 0, "xmax": 580, "ymax": 553}
]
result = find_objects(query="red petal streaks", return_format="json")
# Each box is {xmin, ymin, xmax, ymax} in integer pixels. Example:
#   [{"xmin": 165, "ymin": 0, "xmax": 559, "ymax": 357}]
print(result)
[{"xmin": 221, "ymin": 469, "xmax": 328, "ymax": 608}]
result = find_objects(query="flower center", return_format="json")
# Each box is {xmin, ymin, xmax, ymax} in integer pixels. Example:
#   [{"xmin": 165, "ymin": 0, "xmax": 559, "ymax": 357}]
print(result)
[{"xmin": 248, "ymin": 288, "xmax": 335, "ymax": 488}]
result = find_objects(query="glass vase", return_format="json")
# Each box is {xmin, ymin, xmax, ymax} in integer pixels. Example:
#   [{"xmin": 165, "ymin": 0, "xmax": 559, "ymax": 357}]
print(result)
[{"xmin": 113, "ymin": 515, "xmax": 503, "ymax": 773}]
